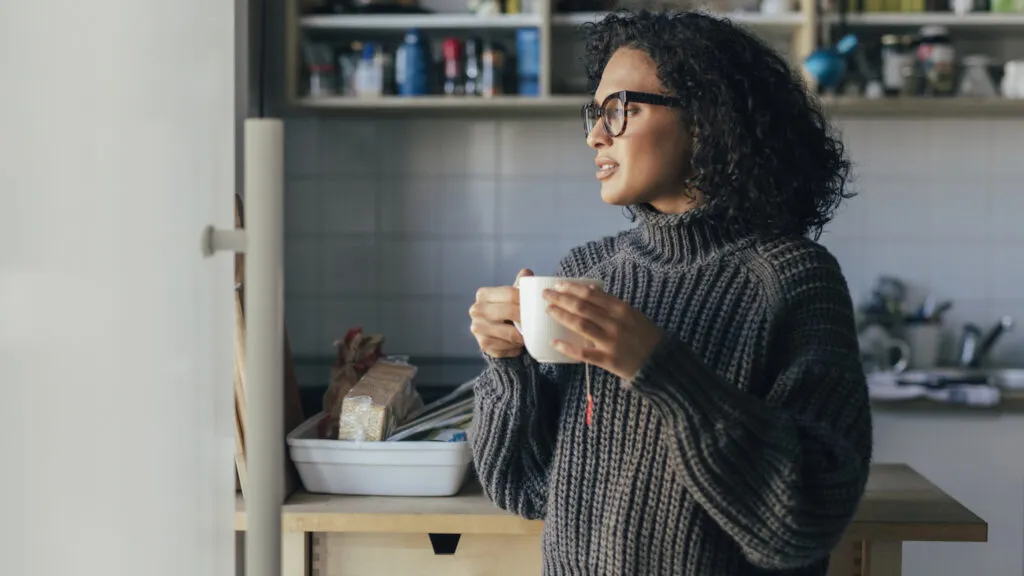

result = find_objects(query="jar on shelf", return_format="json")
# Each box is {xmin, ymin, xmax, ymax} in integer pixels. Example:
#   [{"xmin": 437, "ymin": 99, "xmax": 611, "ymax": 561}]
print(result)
[
  {"xmin": 302, "ymin": 40, "xmax": 337, "ymax": 97},
  {"xmin": 881, "ymin": 34, "xmax": 913, "ymax": 97},
  {"xmin": 915, "ymin": 26, "xmax": 956, "ymax": 97}
]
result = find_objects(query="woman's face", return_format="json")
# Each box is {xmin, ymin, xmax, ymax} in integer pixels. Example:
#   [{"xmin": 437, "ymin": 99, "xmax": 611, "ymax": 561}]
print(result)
[{"xmin": 586, "ymin": 47, "xmax": 698, "ymax": 213}]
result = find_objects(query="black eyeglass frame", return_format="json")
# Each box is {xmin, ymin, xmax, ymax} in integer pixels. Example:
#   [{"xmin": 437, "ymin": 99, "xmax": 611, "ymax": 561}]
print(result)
[{"xmin": 581, "ymin": 90, "xmax": 685, "ymax": 138}]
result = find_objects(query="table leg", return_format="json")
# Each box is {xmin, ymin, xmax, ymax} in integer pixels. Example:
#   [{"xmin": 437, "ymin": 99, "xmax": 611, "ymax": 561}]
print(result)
[
  {"xmin": 282, "ymin": 532, "xmax": 310, "ymax": 576},
  {"xmin": 861, "ymin": 541, "xmax": 902, "ymax": 576},
  {"xmin": 826, "ymin": 536, "xmax": 859, "ymax": 576}
]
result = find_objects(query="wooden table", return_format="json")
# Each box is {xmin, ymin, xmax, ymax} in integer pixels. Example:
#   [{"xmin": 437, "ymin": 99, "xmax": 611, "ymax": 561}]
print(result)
[{"xmin": 234, "ymin": 463, "xmax": 987, "ymax": 576}]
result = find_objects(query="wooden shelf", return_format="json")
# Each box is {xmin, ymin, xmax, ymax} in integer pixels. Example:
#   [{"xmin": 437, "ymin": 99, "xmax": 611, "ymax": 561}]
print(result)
[
  {"xmin": 826, "ymin": 12, "xmax": 1024, "ymax": 27},
  {"xmin": 300, "ymin": 12, "xmax": 542, "ymax": 30},
  {"xmin": 551, "ymin": 10, "xmax": 805, "ymax": 28},
  {"xmin": 820, "ymin": 96, "xmax": 1024, "ymax": 117},
  {"xmin": 293, "ymin": 95, "xmax": 584, "ymax": 115},
  {"xmin": 290, "ymin": 93, "xmax": 1024, "ymax": 117}
]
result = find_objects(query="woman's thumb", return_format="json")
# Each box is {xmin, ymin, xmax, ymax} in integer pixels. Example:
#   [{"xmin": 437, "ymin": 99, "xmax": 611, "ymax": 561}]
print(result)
[{"xmin": 514, "ymin": 268, "xmax": 534, "ymax": 288}]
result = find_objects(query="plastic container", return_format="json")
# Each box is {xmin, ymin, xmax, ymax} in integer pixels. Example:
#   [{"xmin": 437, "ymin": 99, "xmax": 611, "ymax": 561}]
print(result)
[{"xmin": 287, "ymin": 412, "xmax": 473, "ymax": 496}]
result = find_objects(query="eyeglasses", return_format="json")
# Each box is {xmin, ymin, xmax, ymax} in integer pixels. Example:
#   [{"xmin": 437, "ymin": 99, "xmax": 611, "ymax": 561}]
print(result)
[{"xmin": 581, "ymin": 90, "xmax": 684, "ymax": 139}]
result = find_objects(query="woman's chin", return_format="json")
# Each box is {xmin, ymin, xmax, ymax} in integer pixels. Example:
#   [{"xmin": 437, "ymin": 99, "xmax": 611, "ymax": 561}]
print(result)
[
  {"xmin": 598, "ymin": 182, "xmax": 630, "ymax": 204},
  {"xmin": 600, "ymin": 185, "xmax": 641, "ymax": 207}
]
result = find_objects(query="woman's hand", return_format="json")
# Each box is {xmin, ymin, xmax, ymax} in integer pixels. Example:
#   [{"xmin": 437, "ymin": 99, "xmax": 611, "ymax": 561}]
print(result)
[
  {"xmin": 468, "ymin": 269, "xmax": 532, "ymax": 358},
  {"xmin": 543, "ymin": 282, "xmax": 664, "ymax": 380}
]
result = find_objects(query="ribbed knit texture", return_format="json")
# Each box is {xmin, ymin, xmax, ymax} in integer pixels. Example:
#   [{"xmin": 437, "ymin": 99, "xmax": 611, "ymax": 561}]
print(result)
[{"xmin": 470, "ymin": 204, "xmax": 873, "ymax": 575}]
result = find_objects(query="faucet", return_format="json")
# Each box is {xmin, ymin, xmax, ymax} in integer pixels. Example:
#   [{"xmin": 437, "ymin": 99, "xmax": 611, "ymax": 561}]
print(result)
[{"xmin": 958, "ymin": 316, "xmax": 1015, "ymax": 368}]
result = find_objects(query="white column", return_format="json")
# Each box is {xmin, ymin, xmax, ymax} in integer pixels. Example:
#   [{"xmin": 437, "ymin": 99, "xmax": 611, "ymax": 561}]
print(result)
[
  {"xmin": 244, "ymin": 119, "xmax": 285, "ymax": 576},
  {"xmin": 0, "ymin": 2, "xmax": 237, "ymax": 576}
]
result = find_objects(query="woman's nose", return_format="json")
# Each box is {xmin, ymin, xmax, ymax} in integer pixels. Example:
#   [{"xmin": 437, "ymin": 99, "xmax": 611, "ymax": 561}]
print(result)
[{"xmin": 586, "ymin": 123, "xmax": 611, "ymax": 149}]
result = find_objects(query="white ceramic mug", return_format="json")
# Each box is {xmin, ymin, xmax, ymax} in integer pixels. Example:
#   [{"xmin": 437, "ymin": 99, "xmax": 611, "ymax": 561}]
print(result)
[{"xmin": 514, "ymin": 276, "xmax": 605, "ymax": 364}]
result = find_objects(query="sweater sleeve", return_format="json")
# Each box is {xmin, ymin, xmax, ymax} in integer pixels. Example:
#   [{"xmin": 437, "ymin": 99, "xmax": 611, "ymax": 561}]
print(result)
[
  {"xmin": 627, "ymin": 250, "xmax": 873, "ymax": 570},
  {"xmin": 470, "ymin": 354, "xmax": 564, "ymax": 520}
]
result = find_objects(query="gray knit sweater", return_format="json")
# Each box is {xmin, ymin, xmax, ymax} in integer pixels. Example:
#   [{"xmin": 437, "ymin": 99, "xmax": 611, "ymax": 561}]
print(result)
[{"xmin": 470, "ymin": 204, "xmax": 873, "ymax": 575}]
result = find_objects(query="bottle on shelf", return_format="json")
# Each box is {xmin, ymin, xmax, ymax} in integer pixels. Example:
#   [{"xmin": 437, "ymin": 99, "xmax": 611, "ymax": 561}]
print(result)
[
  {"xmin": 442, "ymin": 38, "xmax": 465, "ymax": 96},
  {"xmin": 515, "ymin": 28, "xmax": 540, "ymax": 97},
  {"xmin": 481, "ymin": 43, "xmax": 506, "ymax": 97},
  {"xmin": 355, "ymin": 43, "xmax": 384, "ymax": 97},
  {"xmin": 464, "ymin": 38, "xmax": 483, "ymax": 96},
  {"xmin": 395, "ymin": 28, "xmax": 430, "ymax": 97},
  {"xmin": 880, "ymin": 34, "xmax": 914, "ymax": 96},
  {"xmin": 915, "ymin": 25, "xmax": 956, "ymax": 97},
  {"xmin": 302, "ymin": 40, "xmax": 337, "ymax": 97}
]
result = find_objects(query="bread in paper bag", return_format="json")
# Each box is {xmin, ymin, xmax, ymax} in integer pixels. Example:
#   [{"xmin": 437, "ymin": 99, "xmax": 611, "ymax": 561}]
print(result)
[
  {"xmin": 317, "ymin": 328, "xmax": 384, "ymax": 439},
  {"xmin": 337, "ymin": 360, "xmax": 421, "ymax": 442}
]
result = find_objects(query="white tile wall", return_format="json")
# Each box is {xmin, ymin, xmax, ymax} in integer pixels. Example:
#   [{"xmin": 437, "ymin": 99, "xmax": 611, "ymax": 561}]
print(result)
[{"xmin": 283, "ymin": 115, "xmax": 1024, "ymax": 367}]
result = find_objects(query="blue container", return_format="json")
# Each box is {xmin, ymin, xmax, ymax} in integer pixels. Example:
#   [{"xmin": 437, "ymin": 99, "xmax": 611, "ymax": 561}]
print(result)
[
  {"xmin": 396, "ymin": 28, "xmax": 430, "ymax": 96},
  {"xmin": 515, "ymin": 28, "xmax": 540, "ymax": 96}
]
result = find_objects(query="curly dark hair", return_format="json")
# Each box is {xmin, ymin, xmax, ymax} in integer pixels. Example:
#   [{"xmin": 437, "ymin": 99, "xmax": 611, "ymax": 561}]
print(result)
[{"xmin": 581, "ymin": 9, "xmax": 853, "ymax": 240}]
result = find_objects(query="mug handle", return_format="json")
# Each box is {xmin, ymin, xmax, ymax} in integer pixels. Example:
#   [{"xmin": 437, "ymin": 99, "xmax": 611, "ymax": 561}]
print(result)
[{"xmin": 891, "ymin": 338, "xmax": 911, "ymax": 373}]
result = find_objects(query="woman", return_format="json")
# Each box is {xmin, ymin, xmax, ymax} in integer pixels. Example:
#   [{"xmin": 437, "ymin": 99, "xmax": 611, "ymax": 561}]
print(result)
[{"xmin": 468, "ymin": 10, "xmax": 871, "ymax": 575}]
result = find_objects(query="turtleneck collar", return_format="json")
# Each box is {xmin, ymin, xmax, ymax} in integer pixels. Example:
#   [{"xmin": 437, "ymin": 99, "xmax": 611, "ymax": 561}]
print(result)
[{"xmin": 627, "ymin": 203, "xmax": 751, "ymax": 266}]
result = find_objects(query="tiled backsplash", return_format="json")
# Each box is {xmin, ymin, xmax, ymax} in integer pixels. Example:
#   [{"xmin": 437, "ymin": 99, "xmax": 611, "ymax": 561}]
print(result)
[{"xmin": 283, "ymin": 116, "xmax": 1024, "ymax": 373}]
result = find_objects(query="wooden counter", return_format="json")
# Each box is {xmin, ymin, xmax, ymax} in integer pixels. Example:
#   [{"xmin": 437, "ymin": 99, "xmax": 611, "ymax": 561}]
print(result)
[{"xmin": 236, "ymin": 463, "xmax": 987, "ymax": 576}]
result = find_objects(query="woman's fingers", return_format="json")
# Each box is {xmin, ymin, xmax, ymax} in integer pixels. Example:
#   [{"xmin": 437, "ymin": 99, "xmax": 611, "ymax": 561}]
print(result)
[
  {"xmin": 476, "ymin": 285, "xmax": 519, "ymax": 304},
  {"xmin": 471, "ymin": 319, "xmax": 523, "ymax": 345},
  {"xmin": 469, "ymin": 301, "xmax": 520, "ymax": 324},
  {"xmin": 545, "ymin": 305, "xmax": 610, "ymax": 344}
]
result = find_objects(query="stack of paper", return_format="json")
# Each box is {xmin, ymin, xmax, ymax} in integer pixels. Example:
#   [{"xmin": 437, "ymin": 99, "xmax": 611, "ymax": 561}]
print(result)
[{"xmin": 386, "ymin": 378, "xmax": 476, "ymax": 442}]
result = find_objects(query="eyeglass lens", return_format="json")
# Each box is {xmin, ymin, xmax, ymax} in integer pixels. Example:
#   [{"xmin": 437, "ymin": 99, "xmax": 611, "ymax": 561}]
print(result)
[{"xmin": 583, "ymin": 95, "xmax": 625, "ymax": 138}]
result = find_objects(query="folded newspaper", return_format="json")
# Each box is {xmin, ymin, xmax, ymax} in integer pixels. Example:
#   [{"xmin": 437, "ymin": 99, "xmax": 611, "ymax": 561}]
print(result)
[{"xmin": 385, "ymin": 377, "xmax": 476, "ymax": 442}]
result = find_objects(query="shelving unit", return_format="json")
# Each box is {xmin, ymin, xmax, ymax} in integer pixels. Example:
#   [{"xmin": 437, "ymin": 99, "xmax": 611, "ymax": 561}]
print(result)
[
  {"xmin": 816, "ymin": 10, "xmax": 1024, "ymax": 117},
  {"xmin": 285, "ymin": 0, "xmax": 1024, "ymax": 117},
  {"xmin": 285, "ymin": 0, "xmax": 817, "ymax": 112}
]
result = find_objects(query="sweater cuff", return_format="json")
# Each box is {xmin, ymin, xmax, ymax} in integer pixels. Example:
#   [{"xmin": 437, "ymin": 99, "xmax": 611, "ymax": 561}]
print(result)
[{"xmin": 475, "ymin": 352, "xmax": 530, "ymax": 396}]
